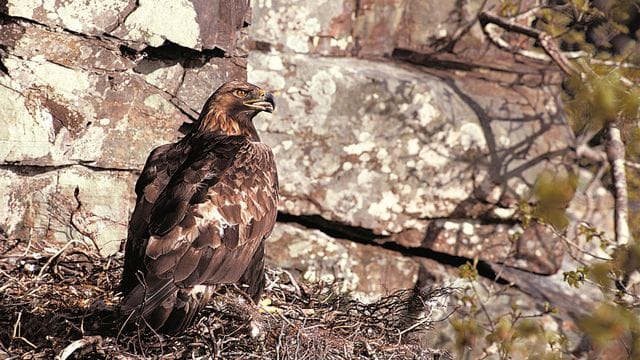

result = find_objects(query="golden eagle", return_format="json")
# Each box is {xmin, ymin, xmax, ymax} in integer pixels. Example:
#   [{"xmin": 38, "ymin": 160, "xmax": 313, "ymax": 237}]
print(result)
[{"xmin": 120, "ymin": 81, "xmax": 278, "ymax": 334}]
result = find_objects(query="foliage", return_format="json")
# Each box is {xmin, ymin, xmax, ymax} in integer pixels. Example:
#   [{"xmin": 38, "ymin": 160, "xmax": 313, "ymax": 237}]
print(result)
[
  {"xmin": 564, "ymin": 68, "xmax": 640, "ymax": 135},
  {"xmin": 579, "ymin": 303, "xmax": 640, "ymax": 357},
  {"xmin": 461, "ymin": 0, "xmax": 640, "ymax": 358},
  {"xmin": 542, "ymin": 0, "xmax": 640, "ymax": 357},
  {"xmin": 450, "ymin": 262, "xmax": 565, "ymax": 359},
  {"xmin": 537, "ymin": 0, "xmax": 640, "ymax": 64},
  {"xmin": 563, "ymin": 265, "xmax": 588, "ymax": 288},
  {"xmin": 459, "ymin": 260, "xmax": 479, "ymax": 281},
  {"xmin": 530, "ymin": 169, "xmax": 578, "ymax": 231}
]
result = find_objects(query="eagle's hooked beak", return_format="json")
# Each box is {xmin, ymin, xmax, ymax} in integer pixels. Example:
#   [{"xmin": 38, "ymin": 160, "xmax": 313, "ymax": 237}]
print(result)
[{"xmin": 244, "ymin": 91, "xmax": 275, "ymax": 113}]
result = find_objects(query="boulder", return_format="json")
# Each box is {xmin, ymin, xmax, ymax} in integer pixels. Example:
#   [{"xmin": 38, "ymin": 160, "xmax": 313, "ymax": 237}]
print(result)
[
  {"xmin": 0, "ymin": 165, "xmax": 136, "ymax": 255},
  {"xmin": 250, "ymin": 51, "xmax": 573, "ymax": 274},
  {"xmin": 6, "ymin": 0, "xmax": 249, "ymax": 51},
  {"xmin": 250, "ymin": 0, "xmax": 355, "ymax": 56},
  {"xmin": 250, "ymin": 0, "xmax": 493, "ymax": 57}
]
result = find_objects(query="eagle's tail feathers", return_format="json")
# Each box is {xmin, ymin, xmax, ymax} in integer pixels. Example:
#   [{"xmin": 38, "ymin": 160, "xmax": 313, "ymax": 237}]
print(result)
[
  {"xmin": 160, "ymin": 285, "xmax": 214, "ymax": 333},
  {"xmin": 120, "ymin": 279, "xmax": 214, "ymax": 334}
]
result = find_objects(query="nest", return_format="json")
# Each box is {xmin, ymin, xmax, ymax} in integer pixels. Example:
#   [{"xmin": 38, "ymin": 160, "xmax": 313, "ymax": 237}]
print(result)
[{"xmin": 0, "ymin": 238, "xmax": 453, "ymax": 359}]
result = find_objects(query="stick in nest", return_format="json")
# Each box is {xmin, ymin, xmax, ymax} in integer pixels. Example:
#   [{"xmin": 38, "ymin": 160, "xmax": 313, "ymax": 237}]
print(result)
[{"xmin": 56, "ymin": 336, "xmax": 103, "ymax": 360}]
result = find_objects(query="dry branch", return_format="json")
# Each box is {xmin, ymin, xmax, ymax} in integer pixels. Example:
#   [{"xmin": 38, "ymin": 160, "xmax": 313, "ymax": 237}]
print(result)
[
  {"xmin": 479, "ymin": 10, "xmax": 633, "ymax": 246},
  {"xmin": 478, "ymin": 11, "xmax": 578, "ymax": 75},
  {"xmin": 606, "ymin": 123, "xmax": 631, "ymax": 245},
  {"xmin": 57, "ymin": 336, "xmax": 103, "ymax": 360}
]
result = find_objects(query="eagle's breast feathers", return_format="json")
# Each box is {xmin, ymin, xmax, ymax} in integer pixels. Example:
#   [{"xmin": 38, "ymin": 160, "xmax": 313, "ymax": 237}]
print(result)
[{"xmin": 143, "ymin": 140, "xmax": 278, "ymax": 286}]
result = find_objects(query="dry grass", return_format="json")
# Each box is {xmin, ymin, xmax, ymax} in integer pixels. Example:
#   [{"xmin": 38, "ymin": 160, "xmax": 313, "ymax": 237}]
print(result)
[{"xmin": 0, "ymin": 238, "xmax": 453, "ymax": 359}]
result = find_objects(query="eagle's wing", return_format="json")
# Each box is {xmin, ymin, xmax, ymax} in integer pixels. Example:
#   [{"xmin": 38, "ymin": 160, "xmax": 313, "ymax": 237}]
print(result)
[
  {"xmin": 121, "ymin": 135, "xmax": 278, "ymax": 333},
  {"xmin": 121, "ymin": 139, "xmax": 192, "ymax": 295}
]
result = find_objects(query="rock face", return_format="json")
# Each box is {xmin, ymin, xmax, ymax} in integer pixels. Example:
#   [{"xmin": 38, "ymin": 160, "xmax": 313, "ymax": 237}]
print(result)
[
  {"xmin": 253, "ymin": 54, "xmax": 487, "ymax": 232},
  {"xmin": 0, "ymin": 0, "xmax": 615, "ymax": 303},
  {"xmin": 0, "ymin": 2, "xmax": 249, "ymax": 255},
  {"xmin": 266, "ymin": 223, "xmax": 420, "ymax": 302},
  {"xmin": 5, "ymin": 0, "xmax": 250, "ymax": 51},
  {"xmin": 248, "ymin": 0, "xmax": 594, "ymax": 277}
]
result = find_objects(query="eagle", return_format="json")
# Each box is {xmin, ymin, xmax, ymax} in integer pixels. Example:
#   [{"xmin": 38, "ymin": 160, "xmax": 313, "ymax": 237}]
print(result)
[{"xmin": 119, "ymin": 81, "xmax": 278, "ymax": 334}]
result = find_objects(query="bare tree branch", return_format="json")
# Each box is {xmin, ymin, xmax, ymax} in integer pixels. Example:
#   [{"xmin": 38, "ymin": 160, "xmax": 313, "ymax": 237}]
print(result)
[
  {"xmin": 478, "ymin": 11, "xmax": 634, "ymax": 86},
  {"xmin": 626, "ymin": 160, "xmax": 640, "ymax": 171},
  {"xmin": 478, "ymin": 11, "xmax": 578, "ymax": 75},
  {"xmin": 606, "ymin": 123, "xmax": 631, "ymax": 246}
]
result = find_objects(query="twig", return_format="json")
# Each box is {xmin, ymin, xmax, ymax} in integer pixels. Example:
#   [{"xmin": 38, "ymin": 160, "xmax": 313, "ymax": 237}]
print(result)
[
  {"xmin": 545, "ymin": 220, "xmax": 612, "ymax": 262},
  {"xmin": 398, "ymin": 316, "xmax": 432, "ymax": 337},
  {"xmin": 363, "ymin": 341, "xmax": 379, "ymax": 360},
  {"xmin": 479, "ymin": 11, "xmax": 635, "ymax": 87},
  {"xmin": 626, "ymin": 160, "xmax": 640, "ymax": 171},
  {"xmin": 431, "ymin": 0, "xmax": 489, "ymax": 53},
  {"xmin": 606, "ymin": 123, "xmax": 631, "ymax": 246},
  {"xmin": 576, "ymin": 144, "xmax": 607, "ymax": 164},
  {"xmin": 280, "ymin": 269, "xmax": 302, "ymax": 297},
  {"xmin": 12, "ymin": 311, "xmax": 38, "ymax": 349},
  {"xmin": 56, "ymin": 336, "xmax": 103, "ymax": 360},
  {"xmin": 479, "ymin": 11, "xmax": 578, "ymax": 75},
  {"xmin": 37, "ymin": 240, "xmax": 84, "ymax": 279},
  {"xmin": 493, "ymin": 240, "xmax": 515, "ymax": 284},
  {"xmin": 471, "ymin": 282, "xmax": 495, "ymax": 332},
  {"xmin": 481, "ymin": 9, "xmax": 634, "ymax": 249},
  {"xmin": 71, "ymin": 187, "xmax": 102, "ymax": 253}
]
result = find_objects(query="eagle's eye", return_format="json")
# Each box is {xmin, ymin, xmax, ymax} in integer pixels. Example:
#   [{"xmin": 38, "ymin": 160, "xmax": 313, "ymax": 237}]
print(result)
[{"xmin": 234, "ymin": 89, "xmax": 248, "ymax": 98}]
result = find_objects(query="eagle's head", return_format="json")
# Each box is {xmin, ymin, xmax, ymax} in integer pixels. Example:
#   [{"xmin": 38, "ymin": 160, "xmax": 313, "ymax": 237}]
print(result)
[{"xmin": 198, "ymin": 81, "xmax": 275, "ymax": 138}]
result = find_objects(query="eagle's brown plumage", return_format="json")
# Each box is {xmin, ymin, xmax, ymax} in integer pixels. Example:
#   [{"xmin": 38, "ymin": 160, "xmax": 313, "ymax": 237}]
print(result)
[{"xmin": 120, "ymin": 81, "xmax": 278, "ymax": 334}]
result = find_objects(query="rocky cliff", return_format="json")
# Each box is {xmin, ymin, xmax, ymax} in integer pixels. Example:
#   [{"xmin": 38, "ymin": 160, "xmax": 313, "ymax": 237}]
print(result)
[
  {"xmin": 248, "ymin": 0, "xmax": 613, "ymax": 296},
  {"xmin": 0, "ymin": 1, "xmax": 614, "ymax": 355},
  {"xmin": 246, "ymin": 1, "xmax": 613, "ymax": 355}
]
